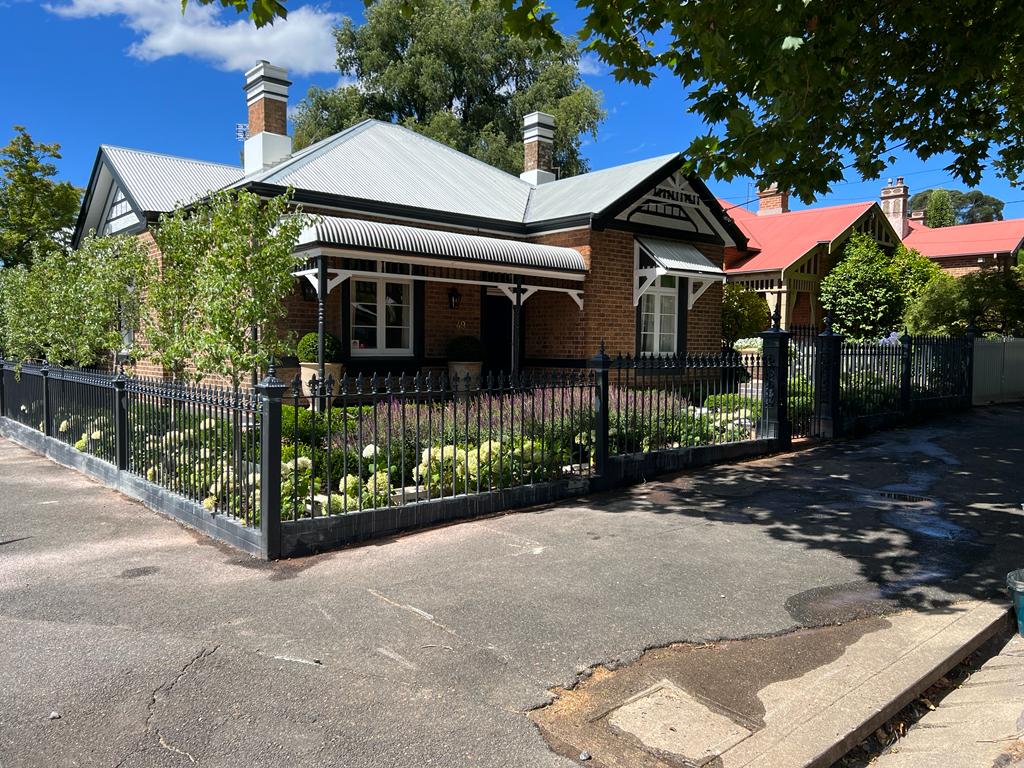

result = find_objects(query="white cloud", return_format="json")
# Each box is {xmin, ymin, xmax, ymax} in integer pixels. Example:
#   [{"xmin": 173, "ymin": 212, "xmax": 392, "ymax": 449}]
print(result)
[
  {"xmin": 578, "ymin": 53, "xmax": 607, "ymax": 77},
  {"xmin": 45, "ymin": 0, "xmax": 342, "ymax": 75}
]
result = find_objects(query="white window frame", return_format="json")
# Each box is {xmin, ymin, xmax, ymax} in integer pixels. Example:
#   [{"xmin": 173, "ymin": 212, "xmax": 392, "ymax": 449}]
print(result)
[
  {"xmin": 349, "ymin": 275, "xmax": 414, "ymax": 357},
  {"xmin": 639, "ymin": 276, "xmax": 679, "ymax": 355}
]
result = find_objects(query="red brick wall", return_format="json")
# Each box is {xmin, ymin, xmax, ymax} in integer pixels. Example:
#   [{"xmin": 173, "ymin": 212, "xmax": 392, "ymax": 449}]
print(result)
[
  {"xmin": 424, "ymin": 282, "xmax": 481, "ymax": 358},
  {"xmin": 933, "ymin": 253, "xmax": 1011, "ymax": 276}
]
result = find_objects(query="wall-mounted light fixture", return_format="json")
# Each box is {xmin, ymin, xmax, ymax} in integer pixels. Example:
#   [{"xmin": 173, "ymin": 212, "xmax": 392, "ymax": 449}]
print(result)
[{"xmin": 448, "ymin": 287, "xmax": 462, "ymax": 310}]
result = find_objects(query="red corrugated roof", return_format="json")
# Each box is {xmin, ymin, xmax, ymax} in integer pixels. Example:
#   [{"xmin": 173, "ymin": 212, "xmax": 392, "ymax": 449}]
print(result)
[
  {"xmin": 903, "ymin": 218, "xmax": 1024, "ymax": 258},
  {"xmin": 724, "ymin": 202, "xmax": 874, "ymax": 274}
]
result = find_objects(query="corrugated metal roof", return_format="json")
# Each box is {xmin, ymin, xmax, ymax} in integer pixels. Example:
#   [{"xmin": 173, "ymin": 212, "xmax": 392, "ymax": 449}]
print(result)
[
  {"xmin": 639, "ymin": 237, "xmax": 724, "ymax": 276},
  {"xmin": 252, "ymin": 120, "xmax": 532, "ymax": 222},
  {"xmin": 524, "ymin": 154, "xmax": 679, "ymax": 223},
  {"xmin": 102, "ymin": 146, "xmax": 243, "ymax": 213},
  {"xmin": 299, "ymin": 216, "xmax": 587, "ymax": 273}
]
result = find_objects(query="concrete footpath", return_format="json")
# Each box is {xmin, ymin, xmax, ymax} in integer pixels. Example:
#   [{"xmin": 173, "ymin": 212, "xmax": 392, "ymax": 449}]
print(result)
[
  {"xmin": 872, "ymin": 631, "xmax": 1024, "ymax": 768},
  {"xmin": 2, "ymin": 404, "xmax": 1024, "ymax": 767}
]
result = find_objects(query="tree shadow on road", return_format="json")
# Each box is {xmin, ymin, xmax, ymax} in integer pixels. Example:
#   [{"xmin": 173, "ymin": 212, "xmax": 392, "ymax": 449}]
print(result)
[{"xmin": 584, "ymin": 405, "xmax": 1024, "ymax": 625}]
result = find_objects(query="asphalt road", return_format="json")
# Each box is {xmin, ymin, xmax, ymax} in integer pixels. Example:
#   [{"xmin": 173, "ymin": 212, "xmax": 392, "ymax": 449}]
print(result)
[{"xmin": 1, "ymin": 405, "xmax": 1022, "ymax": 767}]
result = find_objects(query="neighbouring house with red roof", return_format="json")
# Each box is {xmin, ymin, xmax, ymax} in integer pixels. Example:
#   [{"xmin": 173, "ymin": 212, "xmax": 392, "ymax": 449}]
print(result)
[
  {"xmin": 724, "ymin": 175, "xmax": 1024, "ymax": 331},
  {"xmin": 723, "ymin": 185, "xmax": 901, "ymax": 329},
  {"xmin": 901, "ymin": 218, "xmax": 1024, "ymax": 276}
]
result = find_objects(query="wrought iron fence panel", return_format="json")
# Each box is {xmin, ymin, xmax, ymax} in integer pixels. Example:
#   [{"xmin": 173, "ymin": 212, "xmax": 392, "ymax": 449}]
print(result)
[
  {"xmin": 2, "ymin": 362, "xmax": 46, "ymax": 431},
  {"xmin": 839, "ymin": 340, "xmax": 903, "ymax": 419},
  {"xmin": 47, "ymin": 366, "xmax": 117, "ymax": 464},
  {"xmin": 280, "ymin": 369, "xmax": 597, "ymax": 523},
  {"xmin": 910, "ymin": 335, "xmax": 969, "ymax": 405},
  {"xmin": 607, "ymin": 351, "xmax": 766, "ymax": 456},
  {"xmin": 788, "ymin": 328, "xmax": 819, "ymax": 438},
  {"xmin": 124, "ymin": 377, "xmax": 262, "ymax": 528}
]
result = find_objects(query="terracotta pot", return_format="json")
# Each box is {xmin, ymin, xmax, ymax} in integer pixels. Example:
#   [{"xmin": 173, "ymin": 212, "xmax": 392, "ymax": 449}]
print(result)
[{"xmin": 300, "ymin": 361, "xmax": 345, "ymax": 400}]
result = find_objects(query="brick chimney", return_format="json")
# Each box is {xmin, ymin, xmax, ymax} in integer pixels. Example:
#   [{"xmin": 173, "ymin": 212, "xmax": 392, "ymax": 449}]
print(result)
[
  {"xmin": 880, "ymin": 176, "xmax": 910, "ymax": 238},
  {"xmin": 243, "ymin": 60, "xmax": 292, "ymax": 175},
  {"xmin": 520, "ymin": 111, "xmax": 556, "ymax": 185},
  {"xmin": 757, "ymin": 183, "xmax": 789, "ymax": 215}
]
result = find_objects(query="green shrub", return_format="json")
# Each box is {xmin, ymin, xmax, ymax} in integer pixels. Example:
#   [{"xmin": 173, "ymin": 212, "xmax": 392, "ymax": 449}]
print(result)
[
  {"xmin": 703, "ymin": 393, "xmax": 762, "ymax": 420},
  {"xmin": 296, "ymin": 331, "xmax": 343, "ymax": 363}
]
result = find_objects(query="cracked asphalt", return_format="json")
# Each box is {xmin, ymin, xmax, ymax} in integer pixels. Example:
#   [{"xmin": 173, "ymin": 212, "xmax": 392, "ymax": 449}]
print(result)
[{"xmin": 2, "ymin": 405, "xmax": 1023, "ymax": 767}]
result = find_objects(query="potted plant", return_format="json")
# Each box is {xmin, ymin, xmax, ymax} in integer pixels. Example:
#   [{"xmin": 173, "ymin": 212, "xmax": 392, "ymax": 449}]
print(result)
[
  {"xmin": 445, "ymin": 335, "xmax": 484, "ymax": 387},
  {"xmin": 297, "ymin": 332, "xmax": 345, "ymax": 396}
]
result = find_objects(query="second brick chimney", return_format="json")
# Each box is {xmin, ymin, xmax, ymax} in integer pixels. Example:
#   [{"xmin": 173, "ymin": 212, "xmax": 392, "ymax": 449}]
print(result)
[
  {"xmin": 757, "ymin": 183, "xmax": 789, "ymax": 215},
  {"xmin": 520, "ymin": 111, "xmax": 556, "ymax": 185},
  {"xmin": 880, "ymin": 176, "xmax": 910, "ymax": 238},
  {"xmin": 243, "ymin": 60, "xmax": 292, "ymax": 175}
]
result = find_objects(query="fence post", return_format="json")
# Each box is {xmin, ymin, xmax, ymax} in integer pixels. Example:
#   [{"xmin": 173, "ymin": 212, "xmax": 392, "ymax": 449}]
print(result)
[
  {"xmin": 900, "ymin": 334, "xmax": 913, "ymax": 417},
  {"xmin": 815, "ymin": 316, "xmax": 843, "ymax": 439},
  {"xmin": 759, "ymin": 307, "xmax": 791, "ymax": 449},
  {"xmin": 965, "ymin": 322, "xmax": 977, "ymax": 407},
  {"xmin": 0, "ymin": 359, "xmax": 5, "ymax": 419},
  {"xmin": 112, "ymin": 366, "xmax": 129, "ymax": 471},
  {"xmin": 587, "ymin": 341, "xmax": 611, "ymax": 486},
  {"xmin": 40, "ymin": 363, "xmax": 52, "ymax": 437},
  {"xmin": 257, "ymin": 364, "xmax": 286, "ymax": 560}
]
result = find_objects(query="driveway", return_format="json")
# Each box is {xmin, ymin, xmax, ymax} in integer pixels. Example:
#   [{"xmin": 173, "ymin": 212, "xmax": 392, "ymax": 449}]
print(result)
[{"xmin": 1, "ymin": 405, "xmax": 1022, "ymax": 767}]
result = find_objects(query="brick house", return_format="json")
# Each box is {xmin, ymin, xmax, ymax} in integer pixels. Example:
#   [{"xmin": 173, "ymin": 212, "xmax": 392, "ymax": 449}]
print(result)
[
  {"xmin": 72, "ymin": 61, "xmax": 747, "ymax": 378},
  {"xmin": 723, "ymin": 185, "xmax": 901, "ymax": 329}
]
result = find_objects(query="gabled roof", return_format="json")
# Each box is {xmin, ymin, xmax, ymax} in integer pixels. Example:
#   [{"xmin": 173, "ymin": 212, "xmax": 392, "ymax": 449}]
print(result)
[
  {"xmin": 904, "ymin": 218, "xmax": 1024, "ymax": 258},
  {"xmin": 76, "ymin": 118, "xmax": 741, "ymax": 247},
  {"xmin": 245, "ymin": 120, "xmax": 532, "ymax": 223},
  {"xmin": 73, "ymin": 146, "xmax": 243, "ymax": 246},
  {"xmin": 524, "ymin": 153, "xmax": 680, "ymax": 223},
  {"xmin": 725, "ymin": 202, "xmax": 876, "ymax": 274},
  {"xmin": 103, "ymin": 146, "xmax": 242, "ymax": 212}
]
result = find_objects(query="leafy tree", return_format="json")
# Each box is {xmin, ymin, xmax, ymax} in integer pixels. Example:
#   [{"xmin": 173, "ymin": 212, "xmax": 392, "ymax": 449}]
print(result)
[
  {"xmin": 909, "ymin": 189, "xmax": 1005, "ymax": 224},
  {"xmin": 906, "ymin": 266, "xmax": 1024, "ymax": 336},
  {"xmin": 819, "ymin": 234, "xmax": 935, "ymax": 340},
  {"xmin": 903, "ymin": 272, "xmax": 966, "ymax": 336},
  {"xmin": 150, "ymin": 189, "xmax": 307, "ymax": 388},
  {"xmin": 924, "ymin": 189, "xmax": 956, "ymax": 228},
  {"xmin": 289, "ymin": 0, "xmax": 604, "ymax": 177},
  {"xmin": 0, "ymin": 234, "xmax": 150, "ymax": 367},
  {"xmin": 181, "ymin": 0, "xmax": 286, "ymax": 27},
  {"xmin": 721, "ymin": 284, "xmax": 769, "ymax": 345},
  {"xmin": 441, "ymin": 0, "xmax": 1024, "ymax": 200},
  {"xmin": 0, "ymin": 126, "xmax": 81, "ymax": 268}
]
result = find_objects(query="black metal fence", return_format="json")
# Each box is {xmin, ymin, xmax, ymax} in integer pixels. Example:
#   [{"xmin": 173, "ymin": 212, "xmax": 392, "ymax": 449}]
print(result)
[
  {"xmin": 0, "ymin": 327, "xmax": 974, "ymax": 558},
  {"xmin": 788, "ymin": 326, "xmax": 819, "ymax": 439}
]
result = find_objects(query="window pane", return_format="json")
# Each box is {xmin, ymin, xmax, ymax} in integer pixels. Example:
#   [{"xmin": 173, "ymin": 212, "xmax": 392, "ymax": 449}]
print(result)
[
  {"xmin": 640, "ymin": 293, "xmax": 655, "ymax": 314},
  {"xmin": 354, "ymin": 305, "xmax": 377, "ymax": 326},
  {"xmin": 640, "ymin": 313, "xmax": 655, "ymax": 333},
  {"xmin": 659, "ymin": 331, "xmax": 675, "ymax": 353},
  {"xmin": 354, "ymin": 281, "xmax": 376, "ymax": 303},
  {"xmin": 385, "ymin": 303, "xmax": 407, "ymax": 327},
  {"xmin": 385, "ymin": 327, "xmax": 410, "ymax": 349},
  {"xmin": 385, "ymin": 281, "xmax": 409, "ymax": 305},
  {"xmin": 641, "ymin": 333, "xmax": 655, "ymax": 354},
  {"xmin": 660, "ymin": 275, "xmax": 677, "ymax": 288},
  {"xmin": 660, "ymin": 294, "xmax": 676, "ymax": 314},
  {"xmin": 352, "ymin": 326, "xmax": 376, "ymax": 350}
]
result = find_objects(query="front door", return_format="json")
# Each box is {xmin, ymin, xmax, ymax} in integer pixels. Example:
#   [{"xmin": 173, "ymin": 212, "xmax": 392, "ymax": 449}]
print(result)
[{"xmin": 480, "ymin": 289, "xmax": 515, "ymax": 377}]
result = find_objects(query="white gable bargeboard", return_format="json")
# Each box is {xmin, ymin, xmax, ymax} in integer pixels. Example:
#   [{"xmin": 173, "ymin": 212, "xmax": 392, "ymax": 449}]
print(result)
[{"xmin": 616, "ymin": 173, "xmax": 719, "ymax": 238}]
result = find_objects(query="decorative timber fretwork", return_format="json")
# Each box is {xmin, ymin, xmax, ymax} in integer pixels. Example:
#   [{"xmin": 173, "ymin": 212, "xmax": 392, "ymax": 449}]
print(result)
[{"xmin": 616, "ymin": 172, "xmax": 720, "ymax": 238}]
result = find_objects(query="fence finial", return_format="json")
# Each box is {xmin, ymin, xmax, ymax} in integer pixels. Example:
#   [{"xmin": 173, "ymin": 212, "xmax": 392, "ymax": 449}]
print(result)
[
  {"xmin": 771, "ymin": 302, "xmax": 782, "ymax": 331},
  {"xmin": 599, "ymin": 339, "xmax": 606, "ymax": 356},
  {"xmin": 823, "ymin": 313, "xmax": 833, "ymax": 335},
  {"xmin": 267, "ymin": 355, "xmax": 277, "ymax": 379}
]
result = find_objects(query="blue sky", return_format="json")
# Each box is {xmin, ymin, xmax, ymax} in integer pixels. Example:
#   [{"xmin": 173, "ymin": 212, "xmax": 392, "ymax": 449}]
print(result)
[{"xmin": 3, "ymin": 0, "xmax": 1021, "ymax": 216}]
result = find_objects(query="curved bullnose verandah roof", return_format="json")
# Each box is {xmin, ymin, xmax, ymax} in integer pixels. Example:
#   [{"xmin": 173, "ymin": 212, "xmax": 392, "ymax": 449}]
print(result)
[{"xmin": 295, "ymin": 215, "xmax": 587, "ymax": 276}]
